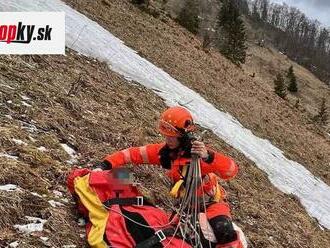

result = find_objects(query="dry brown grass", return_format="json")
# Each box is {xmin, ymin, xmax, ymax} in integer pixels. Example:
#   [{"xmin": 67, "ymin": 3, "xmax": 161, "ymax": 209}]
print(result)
[
  {"xmin": 0, "ymin": 50, "xmax": 166, "ymax": 247},
  {"xmin": 63, "ymin": 0, "xmax": 330, "ymax": 186},
  {"xmin": 0, "ymin": 1, "xmax": 329, "ymax": 247},
  {"xmin": 243, "ymin": 42, "xmax": 330, "ymax": 120}
]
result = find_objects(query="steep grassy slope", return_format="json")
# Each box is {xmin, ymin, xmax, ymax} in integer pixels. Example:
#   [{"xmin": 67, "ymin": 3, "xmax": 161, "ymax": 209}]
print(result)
[
  {"xmin": 1, "ymin": 51, "xmax": 329, "ymax": 248},
  {"xmin": 63, "ymin": 0, "xmax": 330, "ymax": 184},
  {"xmin": 243, "ymin": 18, "xmax": 330, "ymax": 123},
  {"xmin": 0, "ymin": 51, "xmax": 166, "ymax": 247},
  {"xmin": 0, "ymin": 1, "xmax": 330, "ymax": 247}
]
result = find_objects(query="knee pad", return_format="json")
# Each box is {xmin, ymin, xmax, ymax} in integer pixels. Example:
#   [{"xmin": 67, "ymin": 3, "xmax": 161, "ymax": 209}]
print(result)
[{"xmin": 209, "ymin": 215, "xmax": 237, "ymax": 244}]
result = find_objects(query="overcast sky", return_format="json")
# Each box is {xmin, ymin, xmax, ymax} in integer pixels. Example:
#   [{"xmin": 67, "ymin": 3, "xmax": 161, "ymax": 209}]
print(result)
[{"xmin": 270, "ymin": 0, "xmax": 330, "ymax": 27}]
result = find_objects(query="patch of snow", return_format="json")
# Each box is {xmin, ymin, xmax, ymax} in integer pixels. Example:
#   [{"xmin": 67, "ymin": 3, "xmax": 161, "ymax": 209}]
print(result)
[
  {"xmin": 61, "ymin": 198, "xmax": 69, "ymax": 203},
  {"xmin": 0, "ymin": 184, "xmax": 18, "ymax": 191},
  {"xmin": 5, "ymin": 115, "xmax": 13, "ymax": 119},
  {"xmin": 60, "ymin": 143, "xmax": 78, "ymax": 164},
  {"xmin": 29, "ymin": 136, "xmax": 36, "ymax": 142},
  {"xmin": 61, "ymin": 143, "xmax": 75, "ymax": 156},
  {"xmin": 53, "ymin": 190, "xmax": 63, "ymax": 198},
  {"xmin": 37, "ymin": 146, "xmax": 47, "ymax": 152},
  {"xmin": 21, "ymin": 95, "xmax": 31, "ymax": 101},
  {"xmin": 25, "ymin": 216, "xmax": 45, "ymax": 222},
  {"xmin": 14, "ymin": 216, "xmax": 47, "ymax": 234},
  {"xmin": 7, "ymin": 100, "xmax": 12, "ymax": 104},
  {"xmin": 0, "ymin": 83, "xmax": 15, "ymax": 90},
  {"xmin": 48, "ymin": 200, "xmax": 64, "ymax": 207},
  {"xmin": 63, "ymin": 245, "xmax": 76, "ymax": 248},
  {"xmin": 0, "ymin": 153, "xmax": 18, "ymax": 160},
  {"xmin": 21, "ymin": 101, "xmax": 32, "ymax": 107},
  {"xmin": 66, "ymin": 158, "xmax": 78, "ymax": 165},
  {"xmin": 85, "ymin": 110, "xmax": 94, "ymax": 115},
  {"xmin": 8, "ymin": 241, "xmax": 19, "ymax": 248},
  {"xmin": 30, "ymin": 192, "xmax": 43, "ymax": 198},
  {"xmin": 4, "ymin": 0, "xmax": 330, "ymax": 230},
  {"xmin": 77, "ymin": 218, "xmax": 86, "ymax": 226},
  {"xmin": 21, "ymin": 123, "xmax": 38, "ymax": 133},
  {"xmin": 40, "ymin": 236, "xmax": 49, "ymax": 242},
  {"xmin": 12, "ymin": 138, "xmax": 27, "ymax": 146}
]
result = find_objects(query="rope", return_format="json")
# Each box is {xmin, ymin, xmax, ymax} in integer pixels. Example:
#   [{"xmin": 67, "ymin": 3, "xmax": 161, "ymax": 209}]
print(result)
[
  {"xmin": 174, "ymin": 154, "xmax": 205, "ymax": 247},
  {"xmin": 103, "ymin": 152, "xmax": 214, "ymax": 247}
]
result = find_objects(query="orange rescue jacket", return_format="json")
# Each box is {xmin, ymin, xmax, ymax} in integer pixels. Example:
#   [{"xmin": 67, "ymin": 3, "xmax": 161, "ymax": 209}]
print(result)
[{"xmin": 104, "ymin": 143, "xmax": 238, "ymax": 183}]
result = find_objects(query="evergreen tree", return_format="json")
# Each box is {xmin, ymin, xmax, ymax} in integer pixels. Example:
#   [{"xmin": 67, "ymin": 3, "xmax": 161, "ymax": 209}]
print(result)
[
  {"xmin": 252, "ymin": 0, "xmax": 260, "ymax": 21},
  {"xmin": 177, "ymin": 0, "xmax": 200, "ymax": 34},
  {"xmin": 274, "ymin": 73, "xmax": 287, "ymax": 98},
  {"xmin": 315, "ymin": 97, "xmax": 328, "ymax": 125},
  {"xmin": 261, "ymin": 0, "xmax": 269, "ymax": 23},
  {"xmin": 217, "ymin": 0, "xmax": 247, "ymax": 65},
  {"xmin": 287, "ymin": 65, "xmax": 298, "ymax": 92},
  {"xmin": 234, "ymin": 0, "xmax": 250, "ymax": 15}
]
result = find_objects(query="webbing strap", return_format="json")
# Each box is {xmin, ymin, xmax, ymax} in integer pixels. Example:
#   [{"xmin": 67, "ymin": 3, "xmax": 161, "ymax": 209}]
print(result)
[
  {"xmin": 103, "ymin": 196, "xmax": 153, "ymax": 207},
  {"xmin": 135, "ymin": 228, "xmax": 176, "ymax": 248},
  {"xmin": 169, "ymin": 165, "xmax": 188, "ymax": 198}
]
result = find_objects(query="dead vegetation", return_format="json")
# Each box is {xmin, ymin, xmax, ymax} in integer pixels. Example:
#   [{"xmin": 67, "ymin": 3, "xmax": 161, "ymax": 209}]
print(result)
[
  {"xmin": 0, "ymin": 51, "xmax": 166, "ymax": 247},
  {"xmin": 243, "ymin": 42, "xmax": 330, "ymax": 123},
  {"xmin": 0, "ymin": 0, "xmax": 329, "ymax": 247},
  {"xmin": 0, "ymin": 48, "xmax": 329, "ymax": 247},
  {"xmin": 63, "ymin": 0, "xmax": 330, "ymax": 185}
]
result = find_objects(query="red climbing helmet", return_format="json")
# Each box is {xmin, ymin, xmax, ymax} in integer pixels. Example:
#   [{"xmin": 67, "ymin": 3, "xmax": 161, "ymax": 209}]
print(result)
[{"xmin": 158, "ymin": 106, "xmax": 195, "ymax": 137}]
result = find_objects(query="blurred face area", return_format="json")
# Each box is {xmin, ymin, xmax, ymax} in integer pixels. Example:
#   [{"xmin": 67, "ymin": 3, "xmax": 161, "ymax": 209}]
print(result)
[{"xmin": 165, "ymin": 135, "xmax": 180, "ymax": 149}]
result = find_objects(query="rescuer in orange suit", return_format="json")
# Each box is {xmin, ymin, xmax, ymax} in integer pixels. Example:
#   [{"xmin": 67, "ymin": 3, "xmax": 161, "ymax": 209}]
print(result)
[{"xmin": 95, "ymin": 106, "xmax": 243, "ymax": 248}]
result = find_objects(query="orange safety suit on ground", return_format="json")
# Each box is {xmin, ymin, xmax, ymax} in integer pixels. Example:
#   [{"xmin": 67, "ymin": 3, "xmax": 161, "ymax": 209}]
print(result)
[{"xmin": 101, "ymin": 142, "xmax": 242, "ymax": 247}]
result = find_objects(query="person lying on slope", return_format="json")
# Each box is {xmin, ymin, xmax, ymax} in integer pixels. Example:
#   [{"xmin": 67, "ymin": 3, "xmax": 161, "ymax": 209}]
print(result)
[{"xmin": 95, "ymin": 106, "xmax": 243, "ymax": 248}]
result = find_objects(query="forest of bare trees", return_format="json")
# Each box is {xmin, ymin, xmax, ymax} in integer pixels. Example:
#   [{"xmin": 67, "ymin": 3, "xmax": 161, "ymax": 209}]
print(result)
[{"xmin": 246, "ymin": 0, "xmax": 330, "ymax": 85}]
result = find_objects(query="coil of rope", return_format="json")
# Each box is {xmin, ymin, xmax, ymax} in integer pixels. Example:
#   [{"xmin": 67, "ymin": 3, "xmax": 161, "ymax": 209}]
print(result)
[{"xmin": 103, "ymin": 136, "xmax": 213, "ymax": 247}]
